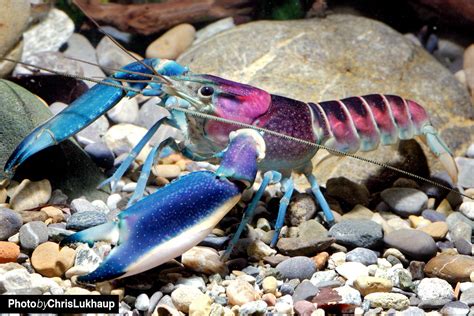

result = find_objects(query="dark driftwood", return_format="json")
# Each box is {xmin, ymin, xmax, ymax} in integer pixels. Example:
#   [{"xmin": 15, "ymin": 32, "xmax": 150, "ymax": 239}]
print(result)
[
  {"xmin": 75, "ymin": 0, "xmax": 253, "ymax": 35},
  {"xmin": 408, "ymin": 0, "xmax": 474, "ymax": 29}
]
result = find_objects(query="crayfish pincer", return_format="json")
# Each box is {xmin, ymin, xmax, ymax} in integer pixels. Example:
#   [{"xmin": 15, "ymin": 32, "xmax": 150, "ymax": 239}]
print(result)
[{"xmin": 59, "ymin": 129, "xmax": 266, "ymax": 283}]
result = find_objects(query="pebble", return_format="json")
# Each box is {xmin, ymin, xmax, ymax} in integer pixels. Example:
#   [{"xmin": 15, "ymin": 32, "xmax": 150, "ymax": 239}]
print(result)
[
  {"xmin": 310, "ymin": 270, "xmax": 338, "ymax": 287},
  {"xmin": 40, "ymin": 207, "xmax": 64, "ymax": 224},
  {"xmin": 19, "ymin": 221, "xmax": 49, "ymax": 250},
  {"xmin": 418, "ymin": 221, "xmax": 448, "ymax": 240},
  {"xmin": 276, "ymin": 256, "xmax": 317, "ymax": 281},
  {"xmin": 194, "ymin": 17, "xmax": 235, "ymax": 44},
  {"xmin": 329, "ymin": 219, "xmax": 383, "ymax": 249},
  {"xmin": 104, "ymin": 124, "xmax": 150, "ymax": 163},
  {"xmin": 10, "ymin": 179, "xmax": 52, "ymax": 211},
  {"xmin": 70, "ymin": 198, "xmax": 98, "ymax": 213},
  {"xmin": 292, "ymin": 280, "xmax": 319, "ymax": 302},
  {"xmin": 286, "ymin": 193, "xmax": 317, "ymax": 226},
  {"xmin": 239, "ymin": 300, "xmax": 267, "ymax": 316},
  {"xmin": 455, "ymin": 238, "xmax": 472, "ymax": 255},
  {"xmin": 364, "ymin": 292, "xmax": 410, "ymax": 310},
  {"xmin": 153, "ymin": 164, "xmax": 182, "ymax": 179},
  {"xmin": 226, "ymin": 279, "xmax": 260, "ymax": 306},
  {"xmin": 416, "ymin": 278, "xmax": 454, "ymax": 301},
  {"xmin": 424, "ymin": 254, "xmax": 474, "ymax": 283},
  {"xmin": 409, "ymin": 261, "xmax": 425, "ymax": 280},
  {"xmin": 66, "ymin": 211, "xmax": 108, "ymax": 231},
  {"xmin": 460, "ymin": 287, "xmax": 474, "ymax": 306},
  {"xmin": 460, "ymin": 201, "xmax": 474, "ymax": 220},
  {"xmin": 31, "ymin": 242, "xmax": 75, "ymax": 277},
  {"xmin": 421, "ymin": 210, "xmax": 446, "ymax": 222},
  {"xmin": 76, "ymin": 115, "xmax": 110, "ymax": 146},
  {"xmin": 336, "ymin": 261, "xmax": 369, "ymax": 284},
  {"xmin": 84, "ymin": 142, "xmax": 115, "ymax": 170},
  {"xmin": 247, "ymin": 240, "xmax": 277, "ymax": 260},
  {"xmin": 436, "ymin": 199, "xmax": 453, "ymax": 216},
  {"xmin": 262, "ymin": 276, "xmax": 277, "ymax": 294},
  {"xmin": 49, "ymin": 189, "xmax": 68, "ymax": 205},
  {"xmin": 0, "ymin": 241, "xmax": 20, "ymax": 263},
  {"xmin": 455, "ymin": 157, "xmax": 474, "ymax": 188},
  {"xmin": 189, "ymin": 294, "xmax": 213, "ymax": 316},
  {"xmin": 353, "ymin": 276, "xmax": 392, "ymax": 296},
  {"xmin": 146, "ymin": 24, "xmax": 196, "ymax": 59},
  {"xmin": 136, "ymin": 97, "xmax": 169, "ymax": 129},
  {"xmin": 381, "ymin": 188, "xmax": 428, "ymax": 217},
  {"xmin": 384, "ymin": 229, "xmax": 437, "ymax": 260},
  {"xmin": 275, "ymin": 295, "xmax": 294, "ymax": 314},
  {"xmin": 409, "ymin": 215, "xmax": 431, "ymax": 228},
  {"xmin": 440, "ymin": 301, "xmax": 469, "ymax": 315},
  {"xmin": 171, "ymin": 285, "xmax": 204, "ymax": 313},
  {"xmin": 0, "ymin": 208, "xmax": 23, "ymax": 240},
  {"xmin": 294, "ymin": 300, "xmax": 316, "ymax": 315},
  {"xmin": 135, "ymin": 293, "xmax": 150, "ymax": 311},
  {"xmin": 3, "ymin": 268, "xmax": 32, "ymax": 292},
  {"xmin": 65, "ymin": 244, "xmax": 101, "ymax": 278},
  {"xmin": 147, "ymin": 291, "xmax": 163, "ymax": 315},
  {"xmin": 176, "ymin": 276, "xmax": 206, "ymax": 292},
  {"xmin": 96, "ymin": 36, "xmax": 136, "ymax": 74},
  {"xmin": 346, "ymin": 247, "xmax": 378, "ymax": 266},
  {"xmin": 325, "ymin": 177, "xmax": 370, "ymax": 208},
  {"xmin": 107, "ymin": 194, "xmax": 122, "ymax": 211},
  {"xmin": 327, "ymin": 251, "xmax": 346, "ymax": 269},
  {"xmin": 107, "ymin": 97, "xmax": 139, "ymax": 124},
  {"xmin": 182, "ymin": 246, "xmax": 227, "ymax": 275},
  {"xmin": 341, "ymin": 204, "xmax": 374, "ymax": 220}
]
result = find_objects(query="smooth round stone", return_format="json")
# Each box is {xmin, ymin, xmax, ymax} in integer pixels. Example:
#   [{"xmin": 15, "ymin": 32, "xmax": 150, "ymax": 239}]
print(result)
[
  {"xmin": 84, "ymin": 142, "xmax": 115, "ymax": 169},
  {"xmin": 325, "ymin": 177, "xmax": 370, "ymax": 209},
  {"xmin": 335, "ymin": 262, "xmax": 369, "ymax": 283},
  {"xmin": 353, "ymin": 276, "xmax": 392, "ymax": 296},
  {"xmin": 440, "ymin": 301, "xmax": 469, "ymax": 315},
  {"xmin": 171, "ymin": 286, "xmax": 203, "ymax": 313},
  {"xmin": 364, "ymin": 292, "xmax": 410, "ymax": 310},
  {"xmin": 292, "ymin": 280, "xmax": 319, "ymax": 303},
  {"xmin": 346, "ymin": 247, "xmax": 378, "ymax": 266},
  {"xmin": 328, "ymin": 219, "xmax": 383, "ymax": 249},
  {"xmin": 381, "ymin": 188, "xmax": 428, "ymax": 217},
  {"xmin": 455, "ymin": 157, "xmax": 474, "ymax": 188},
  {"xmin": 460, "ymin": 287, "xmax": 474, "ymax": 306},
  {"xmin": 181, "ymin": 246, "xmax": 227, "ymax": 275},
  {"xmin": 418, "ymin": 221, "xmax": 448, "ymax": 240},
  {"xmin": 460, "ymin": 201, "xmax": 474, "ymax": 220},
  {"xmin": 0, "ymin": 241, "xmax": 20, "ymax": 263},
  {"xmin": 176, "ymin": 276, "xmax": 206, "ymax": 292},
  {"xmin": 66, "ymin": 211, "xmax": 107, "ymax": 231},
  {"xmin": 146, "ymin": 24, "xmax": 195, "ymax": 60},
  {"xmin": 107, "ymin": 97, "xmax": 139, "ymax": 124},
  {"xmin": 19, "ymin": 221, "xmax": 48, "ymax": 250},
  {"xmin": 31, "ymin": 242, "xmax": 75, "ymax": 277},
  {"xmin": 416, "ymin": 278, "xmax": 454, "ymax": 301},
  {"xmin": 276, "ymin": 256, "xmax": 317, "ymax": 281},
  {"xmin": 104, "ymin": 124, "xmax": 150, "ymax": 162},
  {"xmin": 424, "ymin": 254, "xmax": 474, "ymax": 283},
  {"xmin": 239, "ymin": 300, "xmax": 267, "ymax": 316},
  {"xmin": 226, "ymin": 279, "xmax": 260, "ymax": 306},
  {"xmin": 135, "ymin": 293, "xmax": 150, "ymax": 311},
  {"xmin": 70, "ymin": 198, "xmax": 98, "ymax": 214},
  {"xmin": 421, "ymin": 209, "xmax": 446, "ymax": 222},
  {"xmin": 384, "ymin": 229, "xmax": 437, "ymax": 260},
  {"xmin": 287, "ymin": 193, "xmax": 317, "ymax": 226},
  {"xmin": 0, "ymin": 208, "xmax": 23, "ymax": 240},
  {"xmin": 262, "ymin": 276, "xmax": 277, "ymax": 295},
  {"xmin": 454, "ymin": 238, "xmax": 472, "ymax": 255},
  {"xmin": 10, "ymin": 179, "xmax": 52, "ymax": 212},
  {"xmin": 147, "ymin": 291, "xmax": 163, "ymax": 315}
]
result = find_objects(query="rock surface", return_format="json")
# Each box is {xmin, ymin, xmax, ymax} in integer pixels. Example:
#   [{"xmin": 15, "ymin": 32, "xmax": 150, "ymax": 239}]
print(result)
[{"xmin": 178, "ymin": 15, "xmax": 474, "ymax": 184}]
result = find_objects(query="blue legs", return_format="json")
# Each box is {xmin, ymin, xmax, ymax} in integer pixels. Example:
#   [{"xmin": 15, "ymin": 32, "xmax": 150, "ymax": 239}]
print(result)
[
  {"xmin": 98, "ymin": 117, "xmax": 167, "ymax": 191},
  {"xmin": 222, "ymin": 170, "xmax": 281, "ymax": 260},
  {"xmin": 306, "ymin": 173, "xmax": 335, "ymax": 226},
  {"xmin": 270, "ymin": 178, "xmax": 295, "ymax": 247}
]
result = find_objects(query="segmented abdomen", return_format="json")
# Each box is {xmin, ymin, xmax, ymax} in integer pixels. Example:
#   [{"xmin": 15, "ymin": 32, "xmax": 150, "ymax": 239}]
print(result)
[{"xmin": 308, "ymin": 94, "xmax": 430, "ymax": 153}]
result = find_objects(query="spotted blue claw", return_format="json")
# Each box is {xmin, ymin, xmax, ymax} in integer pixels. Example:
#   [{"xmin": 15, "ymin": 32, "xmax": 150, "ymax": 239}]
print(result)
[{"xmin": 61, "ymin": 129, "xmax": 266, "ymax": 283}]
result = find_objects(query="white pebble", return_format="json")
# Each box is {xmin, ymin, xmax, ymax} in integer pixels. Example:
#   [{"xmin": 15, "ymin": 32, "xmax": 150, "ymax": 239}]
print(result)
[{"xmin": 107, "ymin": 194, "xmax": 122, "ymax": 210}]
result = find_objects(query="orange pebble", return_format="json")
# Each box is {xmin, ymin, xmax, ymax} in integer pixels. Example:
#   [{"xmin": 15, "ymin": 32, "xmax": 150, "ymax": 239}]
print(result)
[
  {"xmin": 313, "ymin": 252, "xmax": 329, "ymax": 270},
  {"xmin": 0, "ymin": 241, "xmax": 20, "ymax": 263}
]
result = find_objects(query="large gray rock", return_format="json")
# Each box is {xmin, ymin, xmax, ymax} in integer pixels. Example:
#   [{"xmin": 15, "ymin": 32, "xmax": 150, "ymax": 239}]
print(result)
[
  {"xmin": 179, "ymin": 15, "xmax": 473, "ymax": 184},
  {"xmin": 0, "ymin": 80, "xmax": 108, "ymax": 201}
]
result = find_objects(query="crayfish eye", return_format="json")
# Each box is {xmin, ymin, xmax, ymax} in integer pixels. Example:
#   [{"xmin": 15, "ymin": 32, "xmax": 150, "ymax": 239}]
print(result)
[{"xmin": 198, "ymin": 86, "xmax": 214, "ymax": 98}]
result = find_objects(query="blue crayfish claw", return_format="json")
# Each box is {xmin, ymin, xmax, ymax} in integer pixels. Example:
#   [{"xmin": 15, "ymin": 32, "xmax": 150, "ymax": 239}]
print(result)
[{"xmin": 4, "ymin": 127, "xmax": 57, "ymax": 177}]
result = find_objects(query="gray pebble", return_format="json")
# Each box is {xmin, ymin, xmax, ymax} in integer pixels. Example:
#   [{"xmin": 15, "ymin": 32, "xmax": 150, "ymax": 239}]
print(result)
[
  {"xmin": 461, "ymin": 287, "xmax": 474, "ymax": 306},
  {"xmin": 467, "ymin": 144, "xmax": 474, "ymax": 159},
  {"xmin": 48, "ymin": 189, "xmax": 68, "ymax": 205},
  {"xmin": 75, "ymin": 115, "xmax": 109, "ymax": 147},
  {"xmin": 0, "ymin": 208, "xmax": 23, "ymax": 240},
  {"xmin": 276, "ymin": 256, "xmax": 316, "ymax": 281},
  {"xmin": 19, "ymin": 221, "xmax": 48, "ymax": 250},
  {"xmin": 280, "ymin": 283, "xmax": 295, "ymax": 296},
  {"xmin": 460, "ymin": 201, "xmax": 474, "ymax": 221},
  {"xmin": 70, "ymin": 198, "xmax": 98, "ymax": 213},
  {"xmin": 440, "ymin": 301, "xmax": 469, "ymax": 315},
  {"xmin": 346, "ymin": 247, "xmax": 378, "ymax": 265},
  {"xmin": 455, "ymin": 238, "xmax": 473, "ymax": 255},
  {"xmin": 239, "ymin": 300, "xmax": 267, "ymax": 316},
  {"xmin": 418, "ymin": 299, "xmax": 451, "ymax": 310},
  {"xmin": 85, "ymin": 142, "xmax": 115, "ymax": 169},
  {"xmin": 456, "ymin": 157, "xmax": 474, "ymax": 188},
  {"xmin": 242, "ymin": 266, "xmax": 260, "ymax": 277},
  {"xmin": 137, "ymin": 97, "xmax": 169, "ymax": 129},
  {"xmin": 447, "ymin": 212, "xmax": 473, "ymax": 237},
  {"xmin": 147, "ymin": 291, "xmax": 163, "ymax": 315},
  {"xmin": 328, "ymin": 219, "xmax": 383, "ymax": 249},
  {"xmin": 66, "ymin": 211, "xmax": 108, "ymax": 230},
  {"xmin": 421, "ymin": 209, "xmax": 446, "ymax": 222},
  {"xmin": 286, "ymin": 193, "xmax": 317, "ymax": 226},
  {"xmin": 292, "ymin": 280, "xmax": 319, "ymax": 302},
  {"xmin": 384, "ymin": 229, "xmax": 437, "ymax": 260},
  {"xmin": 381, "ymin": 188, "xmax": 428, "ymax": 217}
]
